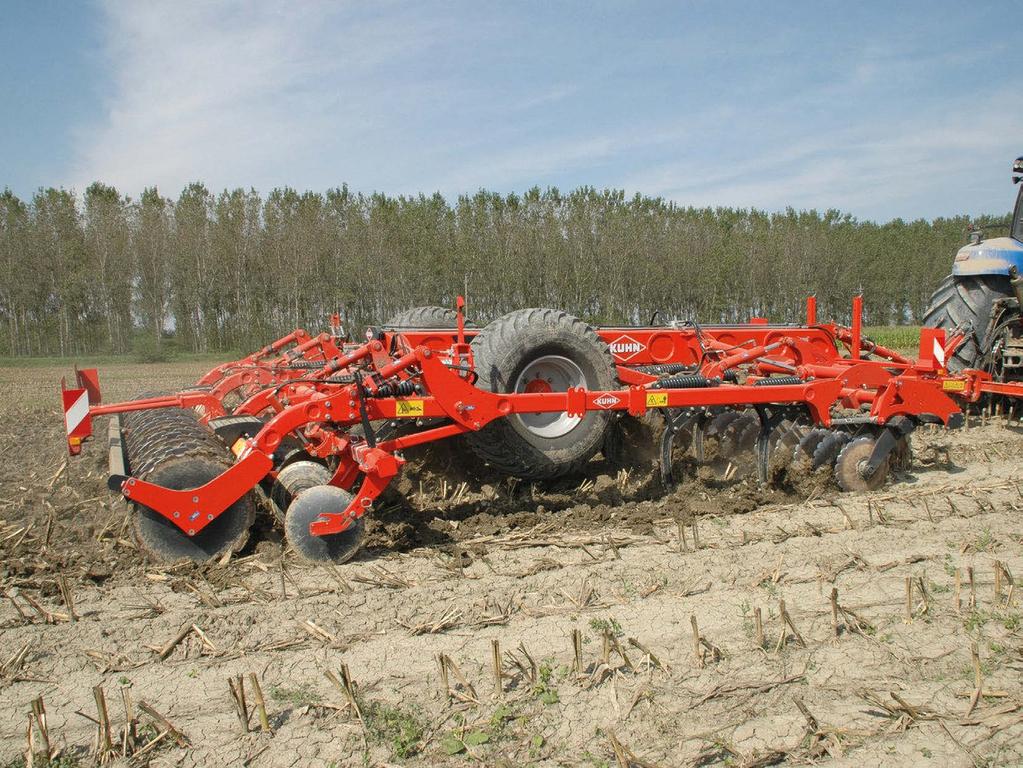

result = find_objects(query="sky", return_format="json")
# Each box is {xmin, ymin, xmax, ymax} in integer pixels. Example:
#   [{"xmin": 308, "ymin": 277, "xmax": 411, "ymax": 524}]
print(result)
[{"xmin": 1, "ymin": 0, "xmax": 1021, "ymax": 222}]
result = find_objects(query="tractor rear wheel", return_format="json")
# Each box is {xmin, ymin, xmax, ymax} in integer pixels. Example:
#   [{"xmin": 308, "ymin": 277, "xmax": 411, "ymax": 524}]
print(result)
[
  {"xmin": 466, "ymin": 308, "xmax": 617, "ymax": 479},
  {"xmin": 922, "ymin": 275, "xmax": 1011, "ymax": 370}
]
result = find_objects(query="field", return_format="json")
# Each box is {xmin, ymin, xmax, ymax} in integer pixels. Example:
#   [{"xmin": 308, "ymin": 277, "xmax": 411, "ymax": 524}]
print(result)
[{"xmin": 2, "ymin": 359, "xmax": 1022, "ymax": 767}]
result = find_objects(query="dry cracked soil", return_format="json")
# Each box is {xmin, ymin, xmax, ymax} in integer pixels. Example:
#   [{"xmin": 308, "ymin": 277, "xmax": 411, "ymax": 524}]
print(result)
[{"xmin": 1, "ymin": 360, "xmax": 1022, "ymax": 767}]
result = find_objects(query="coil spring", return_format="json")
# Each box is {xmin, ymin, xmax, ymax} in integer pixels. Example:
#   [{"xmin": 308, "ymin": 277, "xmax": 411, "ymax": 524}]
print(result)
[
  {"xmin": 642, "ymin": 363, "xmax": 693, "ymax": 376},
  {"xmin": 653, "ymin": 375, "xmax": 718, "ymax": 389},
  {"xmin": 374, "ymin": 379, "xmax": 417, "ymax": 397},
  {"xmin": 752, "ymin": 376, "xmax": 806, "ymax": 386},
  {"xmin": 287, "ymin": 360, "xmax": 323, "ymax": 370}
]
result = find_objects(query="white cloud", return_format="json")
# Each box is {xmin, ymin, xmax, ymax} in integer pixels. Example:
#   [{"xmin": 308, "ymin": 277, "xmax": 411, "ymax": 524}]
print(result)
[
  {"xmin": 68, "ymin": 1, "xmax": 450, "ymax": 196},
  {"xmin": 67, "ymin": 3, "xmax": 1021, "ymax": 222},
  {"xmin": 615, "ymin": 88, "xmax": 1023, "ymax": 221}
]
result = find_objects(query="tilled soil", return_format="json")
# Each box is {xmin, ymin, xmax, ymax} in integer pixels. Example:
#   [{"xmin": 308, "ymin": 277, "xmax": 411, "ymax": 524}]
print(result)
[{"xmin": 1, "ymin": 362, "xmax": 1022, "ymax": 767}]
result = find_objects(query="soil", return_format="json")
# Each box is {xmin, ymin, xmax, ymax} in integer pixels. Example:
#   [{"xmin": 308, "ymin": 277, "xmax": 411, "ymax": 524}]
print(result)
[{"xmin": 1, "ymin": 361, "xmax": 1022, "ymax": 767}]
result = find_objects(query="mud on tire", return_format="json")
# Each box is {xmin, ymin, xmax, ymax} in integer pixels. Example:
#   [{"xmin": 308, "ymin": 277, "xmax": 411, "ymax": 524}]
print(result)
[{"xmin": 466, "ymin": 308, "xmax": 617, "ymax": 479}]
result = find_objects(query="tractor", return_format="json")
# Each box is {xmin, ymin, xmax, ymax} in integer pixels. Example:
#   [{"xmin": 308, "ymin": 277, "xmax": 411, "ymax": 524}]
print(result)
[{"xmin": 924, "ymin": 156, "xmax": 1023, "ymax": 378}]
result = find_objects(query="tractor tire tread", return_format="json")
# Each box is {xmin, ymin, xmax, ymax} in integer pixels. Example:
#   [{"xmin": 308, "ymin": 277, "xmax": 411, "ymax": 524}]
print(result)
[{"xmin": 466, "ymin": 308, "xmax": 616, "ymax": 479}]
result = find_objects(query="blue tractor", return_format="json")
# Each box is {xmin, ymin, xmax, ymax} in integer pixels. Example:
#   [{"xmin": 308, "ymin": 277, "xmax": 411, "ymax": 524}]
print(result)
[{"xmin": 923, "ymin": 157, "xmax": 1023, "ymax": 378}]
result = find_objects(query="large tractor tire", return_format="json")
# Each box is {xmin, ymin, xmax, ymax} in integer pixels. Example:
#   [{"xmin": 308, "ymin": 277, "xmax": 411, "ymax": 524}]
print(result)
[
  {"xmin": 466, "ymin": 308, "xmax": 617, "ymax": 479},
  {"xmin": 385, "ymin": 306, "xmax": 473, "ymax": 328},
  {"xmin": 922, "ymin": 275, "xmax": 1011, "ymax": 370}
]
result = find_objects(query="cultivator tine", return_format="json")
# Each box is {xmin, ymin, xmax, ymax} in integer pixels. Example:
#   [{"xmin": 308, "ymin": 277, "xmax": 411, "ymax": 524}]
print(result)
[
  {"xmin": 690, "ymin": 410, "xmax": 712, "ymax": 462},
  {"xmin": 751, "ymin": 406, "xmax": 809, "ymax": 482},
  {"xmin": 659, "ymin": 408, "xmax": 700, "ymax": 487},
  {"xmin": 753, "ymin": 406, "xmax": 785, "ymax": 483}
]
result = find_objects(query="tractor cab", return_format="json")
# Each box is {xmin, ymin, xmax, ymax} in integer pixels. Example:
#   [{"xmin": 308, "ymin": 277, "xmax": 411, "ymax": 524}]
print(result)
[
  {"xmin": 1013, "ymin": 156, "xmax": 1023, "ymax": 243},
  {"xmin": 951, "ymin": 155, "xmax": 1023, "ymax": 277}
]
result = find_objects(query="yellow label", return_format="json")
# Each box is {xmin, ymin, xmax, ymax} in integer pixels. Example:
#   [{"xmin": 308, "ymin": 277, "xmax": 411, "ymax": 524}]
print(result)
[
  {"xmin": 231, "ymin": 437, "xmax": 246, "ymax": 456},
  {"xmin": 395, "ymin": 399, "xmax": 425, "ymax": 417},
  {"xmin": 646, "ymin": 392, "xmax": 669, "ymax": 408},
  {"xmin": 942, "ymin": 379, "xmax": 966, "ymax": 392}
]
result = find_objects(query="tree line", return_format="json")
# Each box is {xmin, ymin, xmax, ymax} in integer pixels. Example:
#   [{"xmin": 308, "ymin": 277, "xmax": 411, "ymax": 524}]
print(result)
[{"xmin": 0, "ymin": 182, "xmax": 1006, "ymax": 357}]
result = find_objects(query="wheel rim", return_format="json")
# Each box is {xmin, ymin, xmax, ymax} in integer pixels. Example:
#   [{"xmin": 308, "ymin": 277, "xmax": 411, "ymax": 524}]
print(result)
[{"xmin": 514, "ymin": 355, "xmax": 587, "ymax": 438}]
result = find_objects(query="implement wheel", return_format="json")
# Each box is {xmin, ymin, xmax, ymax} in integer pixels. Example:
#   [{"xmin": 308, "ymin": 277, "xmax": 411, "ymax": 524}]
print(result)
[
  {"xmin": 467, "ymin": 308, "xmax": 617, "ymax": 479},
  {"xmin": 133, "ymin": 455, "xmax": 254, "ymax": 561},
  {"xmin": 385, "ymin": 306, "xmax": 474, "ymax": 328}
]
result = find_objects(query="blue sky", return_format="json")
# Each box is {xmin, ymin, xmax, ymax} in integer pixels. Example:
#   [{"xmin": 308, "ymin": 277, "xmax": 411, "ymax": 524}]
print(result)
[{"xmin": 2, "ymin": 0, "xmax": 1020, "ymax": 221}]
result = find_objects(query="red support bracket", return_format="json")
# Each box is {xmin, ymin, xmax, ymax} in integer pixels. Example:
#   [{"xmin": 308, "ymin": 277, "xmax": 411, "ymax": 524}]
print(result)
[{"xmin": 119, "ymin": 451, "xmax": 273, "ymax": 536}]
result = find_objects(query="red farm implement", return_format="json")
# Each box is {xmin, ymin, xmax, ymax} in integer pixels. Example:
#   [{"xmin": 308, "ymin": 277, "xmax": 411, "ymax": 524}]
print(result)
[{"xmin": 58, "ymin": 297, "xmax": 1023, "ymax": 563}]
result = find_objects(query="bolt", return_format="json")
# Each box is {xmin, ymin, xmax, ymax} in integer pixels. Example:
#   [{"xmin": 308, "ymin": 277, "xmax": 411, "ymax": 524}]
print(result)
[
  {"xmin": 192, "ymin": 496, "xmax": 199, "ymax": 503},
  {"xmin": 325, "ymin": 401, "xmax": 332, "ymax": 408},
  {"xmin": 207, "ymin": 514, "xmax": 213, "ymax": 521},
  {"xmin": 187, "ymin": 529, "xmax": 195, "ymax": 536},
  {"xmin": 173, "ymin": 511, "xmax": 180, "ymax": 518}
]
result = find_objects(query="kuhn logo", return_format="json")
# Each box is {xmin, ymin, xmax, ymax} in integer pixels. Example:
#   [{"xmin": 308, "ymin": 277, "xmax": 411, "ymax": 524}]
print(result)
[
  {"xmin": 609, "ymin": 335, "xmax": 645, "ymax": 361},
  {"xmin": 593, "ymin": 394, "xmax": 620, "ymax": 409}
]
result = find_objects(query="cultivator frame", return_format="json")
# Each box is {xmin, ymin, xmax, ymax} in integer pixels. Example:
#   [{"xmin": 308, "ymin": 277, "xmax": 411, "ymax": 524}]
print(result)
[{"xmin": 59, "ymin": 296, "xmax": 1023, "ymax": 563}]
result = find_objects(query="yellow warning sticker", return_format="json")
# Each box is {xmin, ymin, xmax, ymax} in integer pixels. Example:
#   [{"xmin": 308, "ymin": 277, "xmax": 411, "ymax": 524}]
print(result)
[
  {"xmin": 231, "ymin": 437, "xmax": 246, "ymax": 456},
  {"xmin": 646, "ymin": 392, "xmax": 669, "ymax": 408},
  {"xmin": 942, "ymin": 380, "xmax": 966, "ymax": 392},
  {"xmin": 395, "ymin": 399, "xmax": 425, "ymax": 417}
]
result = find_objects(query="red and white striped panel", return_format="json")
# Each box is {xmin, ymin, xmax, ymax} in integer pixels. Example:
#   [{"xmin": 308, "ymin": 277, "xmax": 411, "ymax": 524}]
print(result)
[
  {"xmin": 918, "ymin": 327, "xmax": 947, "ymax": 372},
  {"xmin": 62, "ymin": 386, "xmax": 92, "ymax": 455}
]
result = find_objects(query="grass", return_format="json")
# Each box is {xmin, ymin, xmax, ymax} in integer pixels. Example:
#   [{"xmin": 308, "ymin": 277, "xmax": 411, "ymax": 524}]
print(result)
[
  {"xmin": 0, "ymin": 327, "xmax": 924, "ymax": 367},
  {"xmin": 269, "ymin": 683, "xmax": 322, "ymax": 708},
  {"xmin": 862, "ymin": 325, "xmax": 921, "ymax": 355},
  {"xmin": 360, "ymin": 699, "xmax": 427, "ymax": 760},
  {"xmin": 532, "ymin": 659, "xmax": 561, "ymax": 705},
  {"xmin": 588, "ymin": 617, "xmax": 624, "ymax": 638},
  {"xmin": 0, "ymin": 351, "xmax": 234, "ymax": 369}
]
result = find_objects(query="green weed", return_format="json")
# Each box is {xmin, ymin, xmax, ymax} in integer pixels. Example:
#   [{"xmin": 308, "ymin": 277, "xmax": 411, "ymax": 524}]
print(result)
[{"xmin": 360, "ymin": 699, "xmax": 426, "ymax": 759}]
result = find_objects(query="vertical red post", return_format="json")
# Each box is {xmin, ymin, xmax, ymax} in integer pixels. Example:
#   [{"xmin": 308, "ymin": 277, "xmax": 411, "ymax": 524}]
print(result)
[
  {"xmin": 851, "ymin": 295, "xmax": 862, "ymax": 360},
  {"xmin": 805, "ymin": 295, "xmax": 817, "ymax": 326},
  {"xmin": 455, "ymin": 296, "xmax": 466, "ymax": 347}
]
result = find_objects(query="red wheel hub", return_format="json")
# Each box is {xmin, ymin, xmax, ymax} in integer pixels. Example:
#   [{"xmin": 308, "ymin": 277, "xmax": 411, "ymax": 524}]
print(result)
[{"xmin": 524, "ymin": 378, "xmax": 553, "ymax": 394}]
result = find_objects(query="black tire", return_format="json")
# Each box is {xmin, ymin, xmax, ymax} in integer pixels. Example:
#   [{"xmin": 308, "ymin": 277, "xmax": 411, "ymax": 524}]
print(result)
[
  {"xmin": 122, "ymin": 398, "xmax": 254, "ymax": 561},
  {"xmin": 133, "ymin": 454, "xmax": 255, "ymax": 561},
  {"xmin": 385, "ymin": 306, "xmax": 474, "ymax": 328},
  {"xmin": 922, "ymin": 274, "xmax": 1011, "ymax": 370},
  {"xmin": 466, "ymin": 308, "xmax": 617, "ymax": 479}
]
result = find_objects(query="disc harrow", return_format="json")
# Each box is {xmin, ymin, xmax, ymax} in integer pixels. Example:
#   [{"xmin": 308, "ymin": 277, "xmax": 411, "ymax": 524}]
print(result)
[{"xmin": 57, "ymin": 295, "xmax": 1023, "ymax": 564}]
